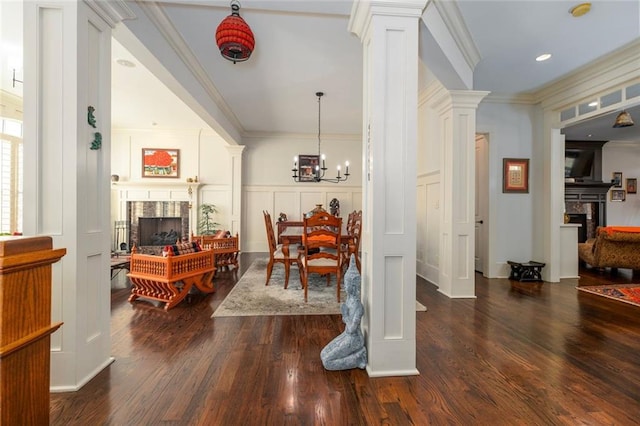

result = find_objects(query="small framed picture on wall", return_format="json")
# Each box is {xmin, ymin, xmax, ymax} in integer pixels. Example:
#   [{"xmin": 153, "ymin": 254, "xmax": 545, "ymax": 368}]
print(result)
[
  {"xmin": 611, "ymin": 189, "xmax": 626, "ymax": 202},
  {"xmin": 626, "ymin": 178, "xmax": 637, "ymax": 194},
  {"xmin": 502, "ymin": 158, "xmax": 529, "ymax": 193},
  {"xmin": 612, "ymin": 171, "xmax": 623, "ymax": 188}
]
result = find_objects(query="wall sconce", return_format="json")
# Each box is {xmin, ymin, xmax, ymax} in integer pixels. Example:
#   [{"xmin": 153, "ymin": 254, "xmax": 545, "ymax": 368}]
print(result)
[{"xmin": 12, "ymin": 69, "xmax": 23, "ymax": 88}]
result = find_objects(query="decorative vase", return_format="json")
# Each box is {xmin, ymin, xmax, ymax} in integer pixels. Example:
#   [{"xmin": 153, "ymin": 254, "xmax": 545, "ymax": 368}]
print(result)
[
  {"xmin": 564, "ymin": 213, "xmax": 570, "ymax": 224},
  {"xmin": 306, "ymin": 204, "xmax": 326, "ymax": 218}
]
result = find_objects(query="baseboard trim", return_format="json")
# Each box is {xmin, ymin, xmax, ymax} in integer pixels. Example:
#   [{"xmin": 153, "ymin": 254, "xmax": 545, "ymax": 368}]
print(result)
[{"xmin": 50, "ymin": 356, "xmax": 115, "ymax": 393}]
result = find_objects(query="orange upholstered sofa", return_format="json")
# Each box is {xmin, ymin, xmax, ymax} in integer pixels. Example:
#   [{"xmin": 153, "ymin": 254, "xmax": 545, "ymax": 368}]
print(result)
[{"xmin": 578, "ymin": 226, "xmax": 640, "ymax": 271}]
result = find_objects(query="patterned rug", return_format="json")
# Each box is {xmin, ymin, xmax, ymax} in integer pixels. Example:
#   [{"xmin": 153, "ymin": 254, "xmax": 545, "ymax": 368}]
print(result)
[
  {"xmin": 576, "ymin": 284, "xmax": 640, "ymax": 308},
  {"xmin": 212, "ymin": 258, "xmax": 427, "ymax": 317}
]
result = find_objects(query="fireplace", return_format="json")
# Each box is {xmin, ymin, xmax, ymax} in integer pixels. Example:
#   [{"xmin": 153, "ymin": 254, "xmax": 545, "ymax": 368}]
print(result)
[
  {"xmin": 127, "ymin": 201, "xmax": 190, "ymax": 253},
  {"xmin": 565, "ymin": 183, "xmax": 611, "ymax": 241},
  {"xmin": 566, "ymin": 213, "xmax": 589, "ymax": 243},
  {"xmin": 138, "ymin": 217, "xmax": 182, "ymax": 246},
  {"xmin": 564, "ymin": 140, "xmax": 612, "ymax": 241}
]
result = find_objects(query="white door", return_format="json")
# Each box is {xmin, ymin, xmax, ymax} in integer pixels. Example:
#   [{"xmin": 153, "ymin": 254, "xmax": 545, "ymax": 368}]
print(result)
[{"xmin": 475, "ymin": 134, "xmax": 489, "ymax": 273}]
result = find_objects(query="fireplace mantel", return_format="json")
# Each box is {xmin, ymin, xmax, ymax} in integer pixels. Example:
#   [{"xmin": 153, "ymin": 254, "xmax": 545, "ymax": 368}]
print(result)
[{"xmin": 565, "ymin": 181, "xmax": 613, "ymax": 205}]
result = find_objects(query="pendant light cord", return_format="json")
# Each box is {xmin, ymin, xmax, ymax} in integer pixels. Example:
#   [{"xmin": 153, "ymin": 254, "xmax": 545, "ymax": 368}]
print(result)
[{"xmin": 317, "ymin": 92, "xmax": 322, "ymax": 158}]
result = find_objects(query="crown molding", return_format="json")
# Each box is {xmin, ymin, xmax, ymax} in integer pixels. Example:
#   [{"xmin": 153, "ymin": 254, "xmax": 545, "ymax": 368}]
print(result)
[
  {"xmin": 481, "ymin": 93, "xmax": 537, "ymax": 105},
  {"xmin": 241, "ymin": 131, "xmax": 361, "ymax": 142},
  {"xmin": 535, "ymin": 38, "xmax": 640, "ymax": 109},
  {"xmin": 432, "ymin": 0, "xmax": 480, "ymax": 71},
  {"xmin": 83, "ymin": 0, "xmax": 136, "ymax": 27},
  {"xmin": 136, "ymin": 1, "xmax": 245, "ymax": 134}
]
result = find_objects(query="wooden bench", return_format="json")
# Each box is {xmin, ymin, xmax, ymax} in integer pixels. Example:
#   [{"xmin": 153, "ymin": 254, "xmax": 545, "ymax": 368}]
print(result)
[
  {"xmin": 192, "ymin": 232, "xmax": 240, "ymax": 271},
  {"xmin": 127, "ymin": 243, "xmax": 215, "ymax": 310}
]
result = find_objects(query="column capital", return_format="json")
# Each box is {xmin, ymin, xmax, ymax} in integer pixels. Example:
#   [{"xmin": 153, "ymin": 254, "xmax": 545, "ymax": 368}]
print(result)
[
  {"xmin": 225, "ymin": 145, "xmax": 246, "ymax": 157},
  {"xmin": 431, "ymin": 89, "xmax": 490, "ymax": 113},
  {"xmin": 349, "ymin": 0, "xmax": 427, "ymax": 39},
  {"xmin": 449, "ymin": 90, "xmax": 491, "ymax": 107}
]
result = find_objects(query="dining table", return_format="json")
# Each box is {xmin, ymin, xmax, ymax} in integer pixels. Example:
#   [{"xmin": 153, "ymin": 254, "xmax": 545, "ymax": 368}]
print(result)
[{"xmin": 279, "ymin": 225, "xmax": 358, "ymax": 264}]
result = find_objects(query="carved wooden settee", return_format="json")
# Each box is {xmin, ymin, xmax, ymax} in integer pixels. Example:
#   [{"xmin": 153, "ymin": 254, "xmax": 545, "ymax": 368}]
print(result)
[
  {"xmin": 578, "ymin": 226, "xmax": 640, "ymax": 271},
  {"xmin": 191, "ymin": 231, "xmax": 240, "ymax": 271},
  {"xmin": 127, "ymin": 242, "xmax": 215, "ymax": 310}
]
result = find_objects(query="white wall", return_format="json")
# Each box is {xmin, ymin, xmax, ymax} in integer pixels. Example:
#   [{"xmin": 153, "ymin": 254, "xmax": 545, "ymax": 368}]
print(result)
[
  {"xmin": 477, "ymin": 101, "xmax": 540, "ymax": 278},
  {"xmin": 111, "ymin": 128, "xmax": 235, "ymax": 233},
  {"xmin": 241, "ymin": 134, "xmax": 363, "ymax": 252},
  {"xmin": 603, "ymin": 141, "xmax": 640, "ymax": 225},
  {"xmin": 111, "ymin": 129, "xmax": 364, "ymax": 253},
  {"xmin": 242, "ymin": 134, "xmax": 362, "ymax": 187}
]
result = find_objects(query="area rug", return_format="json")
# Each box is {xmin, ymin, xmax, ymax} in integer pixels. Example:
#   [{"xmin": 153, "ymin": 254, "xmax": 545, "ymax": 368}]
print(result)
[
  {"xmin": 212, "ymin": 258, "xmax": 427, "ymax": 317},
  {"xmin": 576, "ymin": 284, "xmax": 640, "ymax": 308}
]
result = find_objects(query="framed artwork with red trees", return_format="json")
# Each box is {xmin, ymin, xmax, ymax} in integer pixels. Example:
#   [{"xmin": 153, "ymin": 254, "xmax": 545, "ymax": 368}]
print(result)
[{"xmin": 142, "ymin": 148, "xmax": 180, "ymax": 178}]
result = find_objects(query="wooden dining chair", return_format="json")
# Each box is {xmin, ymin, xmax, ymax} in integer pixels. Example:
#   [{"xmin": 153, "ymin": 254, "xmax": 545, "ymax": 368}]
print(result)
[
  {"xmin": 263, "ymin": 211, "xmax": 300, "ymax": 288},
  {"xmin": 299, "ymin": 210, "xmax": 343, "ymax": 302},
  {"xmin": 345, "ymin": 210, "xmax": 362, "ymax": 273}
]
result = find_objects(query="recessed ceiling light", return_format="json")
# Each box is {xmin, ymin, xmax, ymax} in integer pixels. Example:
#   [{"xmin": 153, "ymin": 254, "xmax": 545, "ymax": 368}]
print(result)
[
  {"xmin": 588, "ymin": 101, "xmax": 598, "ymax": 107},
  {"xmin": 116, "ymin": 59, "xmax": 136, "ymax": 68},
  {"xmin": 570, "ymin": 3, "xmax": 591, "ymax": 18},
  {"xmin": 536, "ymin": 53, "xmax": 552, "ymax": 62}
]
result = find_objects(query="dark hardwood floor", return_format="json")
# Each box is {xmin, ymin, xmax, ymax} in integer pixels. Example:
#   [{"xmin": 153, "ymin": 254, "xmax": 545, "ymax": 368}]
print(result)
[{"xmin": 50, "ymin": 254, "xmax": 640, "ymax": 425}]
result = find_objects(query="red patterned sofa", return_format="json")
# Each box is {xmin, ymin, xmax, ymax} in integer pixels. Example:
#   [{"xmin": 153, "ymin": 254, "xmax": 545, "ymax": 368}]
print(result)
[{"xmin": 578, "ymin": 226, "xmax": 640, "ymax": 271}]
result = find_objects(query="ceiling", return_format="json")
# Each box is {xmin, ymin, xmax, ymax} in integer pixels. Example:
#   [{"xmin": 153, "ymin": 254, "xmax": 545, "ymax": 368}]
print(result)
[{"xmin": 3, "ymin": 1, "xmax": 640, "ymax": 142}]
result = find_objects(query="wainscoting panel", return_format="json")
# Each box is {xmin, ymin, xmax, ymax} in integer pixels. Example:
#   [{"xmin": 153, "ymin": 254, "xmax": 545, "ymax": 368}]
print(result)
[
  {"xmin": 416, "ymin": 172, "xmax": 440, "ymax": 285},
  {"xmin": 273, "ymin": 191, "xmax": 298, "ymax": 220},
  {"xmin": 200, "ymin": 185, "xmax": 232, "ymax": 233},
  {"xmin": 300, "ymin": 192, "xmax": 324, "ymax": 213},
  {"xmin": 243, "ymin": 185, "xmax": 362, "ymax": 252}
]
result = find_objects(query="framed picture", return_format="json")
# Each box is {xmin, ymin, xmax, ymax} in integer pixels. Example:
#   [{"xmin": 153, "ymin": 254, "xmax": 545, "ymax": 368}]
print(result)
[
  {"xmin": 612, "ymin": 172, "xmax": 622, "ymax": 188},
  {"xmin": 611, "ymin": 189, "xmax": 626, "ymax": 202},
  {"xmin": 142, "ymin": 148, "xmax": 179, "ymax": 178},
  {"xmin": 297, "ymin": 154, "xmax": 319, "ymax": 182},
  {"xmin": 626, "ymin": 178, "xmax": 637, "ymax": 194},
  {"xmin": 503, "ymin": 158, "xmax": 529, "ymax": 193}
]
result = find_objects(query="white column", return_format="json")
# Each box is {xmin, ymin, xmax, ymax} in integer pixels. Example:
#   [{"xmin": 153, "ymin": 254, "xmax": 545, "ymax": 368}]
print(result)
[
  {"xmin": 541, "ymin": 123, "xmax": 565, "ymax": 282},
  {"xmin": 434, "ymin": 91, "xmax": 488, "ymax": 298},
  {"xmin": 225, "ymin": 145, "xmax": 245, "ymax": 237},
  {"xmin": 23, "ymin": 0, "xmax": 132, "ymax": 390},
  {"xmin": 350, "ymin": 0, "xmax": 425, "ymax": 377}
]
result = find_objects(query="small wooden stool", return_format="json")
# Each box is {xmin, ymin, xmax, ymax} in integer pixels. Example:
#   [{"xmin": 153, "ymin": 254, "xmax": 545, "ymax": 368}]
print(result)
[{"xmin": 507, "ymin": 260, "xmax": 545, "ymax": 282}]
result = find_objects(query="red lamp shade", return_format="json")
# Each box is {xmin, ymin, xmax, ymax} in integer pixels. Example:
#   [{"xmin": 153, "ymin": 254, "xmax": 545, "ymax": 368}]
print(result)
[{"xmin": 215, "ymin": 2, "xmax": 254, "ymax": 64}]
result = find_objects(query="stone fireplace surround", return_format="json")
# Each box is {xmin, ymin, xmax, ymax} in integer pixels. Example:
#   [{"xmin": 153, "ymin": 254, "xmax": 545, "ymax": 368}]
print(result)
[
  {"xmin": 129, "ymin": 201, "xmax": 190, "ymax": 252},
  {"xmin": 113, "ymin": 182, "xmax": 200, "ymax": 254},
  {"xmin": 564, "ymin": 141, "xmax": 613, "ymax": 243}
]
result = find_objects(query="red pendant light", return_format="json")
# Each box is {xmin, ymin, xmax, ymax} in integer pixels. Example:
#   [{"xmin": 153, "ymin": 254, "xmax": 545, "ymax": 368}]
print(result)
[{"xmin": 215, "ymin": 1, "xmax": 254, "ymax": 64}]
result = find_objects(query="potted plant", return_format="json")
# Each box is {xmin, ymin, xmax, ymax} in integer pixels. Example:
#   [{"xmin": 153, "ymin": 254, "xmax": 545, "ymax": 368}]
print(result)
[{"xmin": 198, "ymin": 204, "xmax": 220, "ymax": 235}]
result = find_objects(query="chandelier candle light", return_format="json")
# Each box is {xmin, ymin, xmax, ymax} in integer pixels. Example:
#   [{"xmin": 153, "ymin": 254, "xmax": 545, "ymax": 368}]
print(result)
[{"xmin": 292, "ymin": 92, "xmax": 350, "ymax": 183}]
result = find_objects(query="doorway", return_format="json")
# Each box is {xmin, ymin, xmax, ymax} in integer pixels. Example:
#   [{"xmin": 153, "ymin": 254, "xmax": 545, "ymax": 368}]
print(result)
[{"xmin": 475, "ymin": 134, "xmax": 489, "ymax": 274}]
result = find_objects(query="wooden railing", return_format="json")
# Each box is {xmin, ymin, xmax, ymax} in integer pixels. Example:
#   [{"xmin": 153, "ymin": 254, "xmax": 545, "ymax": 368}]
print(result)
[{"xmin": 0, "ymin": 236, "xmax": 66, "ymax": 424}]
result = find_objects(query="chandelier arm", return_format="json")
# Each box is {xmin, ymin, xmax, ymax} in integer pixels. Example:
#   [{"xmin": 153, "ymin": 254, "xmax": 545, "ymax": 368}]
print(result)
[{"xmin": 291, "ymin": 91, "xmax": 349, "ymax": 184}]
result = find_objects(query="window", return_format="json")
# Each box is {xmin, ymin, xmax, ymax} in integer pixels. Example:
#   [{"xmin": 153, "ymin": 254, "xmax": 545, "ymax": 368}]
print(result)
[{"xmin": 0, "ymin": 117, "xmax": 23, "ymax": 235}]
